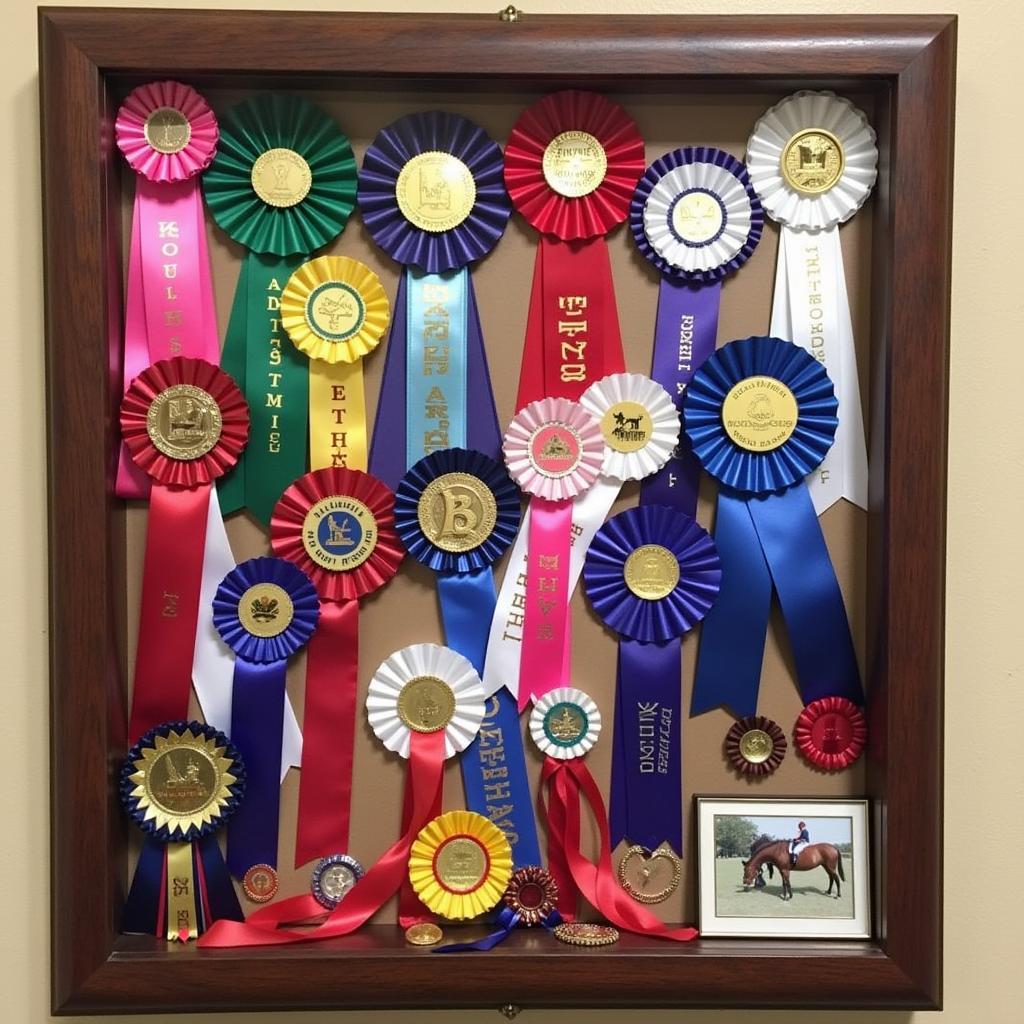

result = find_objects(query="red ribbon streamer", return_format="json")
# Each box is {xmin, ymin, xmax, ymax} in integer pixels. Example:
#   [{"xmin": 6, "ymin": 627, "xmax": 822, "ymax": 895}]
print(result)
[
  {"xmin": 128, "ymin": 484, "xmax": 210, "ymax": 742},
  {"xmin": 397, "ymin": 756, "xmax": 443, "ymax": 927}
]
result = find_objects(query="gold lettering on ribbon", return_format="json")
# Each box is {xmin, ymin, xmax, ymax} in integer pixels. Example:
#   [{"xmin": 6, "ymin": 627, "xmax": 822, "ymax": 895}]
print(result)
[
  {"xmin": 557, "ymin": 295, "xmax": 588, "ymax": 384},
  {"xmin": 329, "ymin": 384, "xmax": 348, "ymax": 467},
  {"xmin": 422, "ymin": 282, "xmax": 452, "ymax": 455},
  {"xmin": 264, "ymin": 278, "xmax": 285, "ymax": 454},
  {"xmin": 157, "ymin": 220, "xmax": 183, "ymax": 355}
]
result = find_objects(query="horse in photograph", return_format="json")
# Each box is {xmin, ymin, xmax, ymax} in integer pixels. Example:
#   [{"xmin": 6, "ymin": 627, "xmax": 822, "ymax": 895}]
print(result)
[{"xmin": 741, "ymin": 839, "xmax": 845, "ymax": 900}]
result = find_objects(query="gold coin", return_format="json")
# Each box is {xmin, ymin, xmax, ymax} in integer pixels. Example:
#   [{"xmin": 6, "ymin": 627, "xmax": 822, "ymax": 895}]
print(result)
[
  {"xmin": 304, "ymin": 281, "xmax": 366, "ymax": 343},
  {"xmin": 405, "ymin": 922, "xmax": 444, "ymax": 946},
  {"xmin": 738, "ymin": 728, "xmax": 774, "ymax": 764},
  {"xmin": 781, "ymin": 128, "xmax": 845, "ymax": 195},
  {"xmin": 553, "ymin": 922, "xmax": 619, "ymax": 947},
  {"xmin": 251, "ymin": 147, "xmax": 313, "ymax": 208},
  {"xmin": 301, "ymin": 495, "xmax": 378, "ymax": 572},
  {"xmin": 671, "ymin": 189, "xmax": 725, "ymax": 245},
  {"xmin": 146, "ymin": 744, "xmax": 219, "ymax": 818},
  {"xmin": 395, "ymin": 151, "xmax": 476, "ymax": 233},
  {"xmin": 434, "ymin": 836, "xmax": 488, "ymax": 893},
  {"xmin": 146, "ymin": 384, "xmax": 222, "ymax": 461},
  {"xmin": 624, "ymin": 544, "xmax": 680, "ymax": 601},
  {"xmin": 542, "ymin": 130, "xmax": 608, "ymax": 198},
  {"xmin": 721, "ymin": 375, "xmax": 799, "ymax": 452},
  {"xmin": 144, "ymin": 106, "xmax": 191, "ymax": 155},
  {"xmin": 601, "ymin": 401, "xmax": 652, "ymax": 454},
  {"xmin": 238, "ymin": 583, "xmax": 294, "ymax": 639},
  {"xmin": 617, "ymin": 843, "xmax": 682, "ymax": 905},
  {"xmin": 397, "ymin": 675, "xmax": 456, "ymax": 733},
  {"xmin": 416, "ymin": 472, "xmax": 497, "ymax": 553}
]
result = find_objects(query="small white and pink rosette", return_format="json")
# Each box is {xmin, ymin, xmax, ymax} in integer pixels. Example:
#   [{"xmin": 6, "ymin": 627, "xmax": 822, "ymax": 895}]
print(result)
[
  {"xmin": 580, "ymin": 372, "xmax": 679, "ymax": 483},
  {"xmin": 115, "ymin": 80, "xmax": 219, "ymax": 183},
  {"xmin": 502, "ymin": 397, "xmax": 604, "ymax": 502},
  {"xmin": 365, "ymin": 643, "xmax": 485, "ymax": 760},
  {"xmin": 746, "ymin": 90, "xmax": 877, "ymax": 232},
  {"xmin": 529, "ymin": 687, "xmax": 602, "ymax": 761}
]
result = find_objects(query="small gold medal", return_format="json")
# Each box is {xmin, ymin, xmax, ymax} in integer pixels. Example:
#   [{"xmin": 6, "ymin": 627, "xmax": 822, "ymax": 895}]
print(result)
[
  {"xmin": 417, "ymin": 472, "xmax": 497, "ymax": 553},
  {"xmin": 671, "ymin": 189, "xmax": 725, "ymax": 244},
  {"xmin": 721, "ymin": 375, "xmax": 799, "ymax": 452},
  {"xmin": 542, "ymin": 130, "xmax": 608, "ymax": 198},
  {"xmin": 238, "ymin": 583, "xmax": 294, "ymax": 639},
  {"xmin": 301, "ymin": 495, "xmax": 377, "ymax": 572},
  {"xmin": 251, "ymin": 147, "xmax": 313, "ymax": 208},
  {"xmin": 146, "ymin": 384, "xmax": 223, "ymax": 461},
  {"xmin": 395, "ymin": 151, "xmax": 476, "ymax": 233},
  {"xmin": 623, "ymin": 544, "xmax": 680, "ymax": 601},
  {"xmin": 617, "ymin": 843, "xmax": 682, "ymax": 905},
  {"xmin": 396, "ymin": 675, "xmax": 457, "ymax": 733},
  {"xmin": 434, "ymin": 836, "xmax": 489, "ymax": 893},
  {"xmin": 144, "ymin": 107, "xmax": 191, "ymax": 155},
  {"xmin": 553, "ymin": 922, "xmax": 619, "ymax": 947},
  {"xmin": 405, "ymin": 922, "xmax": 444, "ymax": 946},
  {"xmin": 738, "ymin": 728, "xmax": 775, "ymax": 764},
  {"xmin": 601, "ymin": 401, "xmax": 652, "ymax": 454},
  {"xmin": 781, "ymin": 128, "xmax": 845, "ymax": 195}
]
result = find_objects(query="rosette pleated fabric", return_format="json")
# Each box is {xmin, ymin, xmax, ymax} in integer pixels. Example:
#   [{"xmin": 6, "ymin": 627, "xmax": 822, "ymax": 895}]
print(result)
[
  {"xmin": 204, "ymin": 94, "xmax": 358, "ymax": 524},
  {"xmin": 270, "ymin": 468, "xmax": 403, "ymax": 867},
  {"xmin": 121, "ymin": 721, "xmax": 245, "ymax": 942},
  {"xmin": 684, "ymin": 336, "xmax": 864, "ymax": 717},
  {"xmin": 747, "ymin": 91, "xmax": 878, "ymax": 513},
  {"xmin": 394, "ymin": 449, "xmax": 541, "ymax": 870},
  {"xmin": 213, "ymin": 557, "xmax": 319, "ymax": 877},
  {"xmin": 119, "ymin": 358, "xmax": 248, "ymax": 745},
  {"xmin": 583, "ymin": 507, "xmax": 721, "ymax": 853},
  {"xmin": 630, "ymin": 147, "xmax": 763, "ymax": 511},
  {"xmin": 359, "ymin": 111, "xmax": 511, "ymax": 488}
]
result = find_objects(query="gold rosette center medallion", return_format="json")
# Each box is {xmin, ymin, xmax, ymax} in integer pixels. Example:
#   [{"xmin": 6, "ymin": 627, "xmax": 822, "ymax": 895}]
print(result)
[
  {"xmin": 434, "ymin": 836, "xmax": 489, "ymax": 894},
  {"xmin": 739, "ymin": 728, "xmax": 774, "ymax": 764},
  {"xmin": 251, "ymin": 147, "xmax": 313, "ymax": 208},
  {"xmin": 601, "ymin": 401, "xmax": 653, "ymax": 454},
  {"xmin": 397, "ymin": 676, "xmax": 457, "ymax": 733},
  {"xmin": 671, "ymin": 190, "xmax": 724, "ymax": 245},
  {"xmin": 301, "ymin": 495, "xmax": 378, "ymax": 571},
  {"xmin": 722, "ymin": 376, "xmax": 799, "ymax": 452},
  {"xmin": 396, "ymin": 151, "xmax": 476, "ymax": 233},
  {"xmin": 238, "ymin": 583, "xmax": 294, "ymax": 639},
  {"xmin": 417, "ymin": 472, "xmax": 497, "ymax": 553},
  {"xmin": 624, "ymin": 544, "xmax": 680, "ymax": 601},
  {"xmin": 781, "ymin": 128, "xmax": 845, "ymax": 195},
  {"xmin": 146, "ymin": 384, "xmax": 223, "ymax": 460},
  {"xmin": 542, "ymin": 130, "xmax": 608, "ymax": 198},
  {"xmin": 144, "ymin": 107, "xmax": 191, "ymax": 155}
]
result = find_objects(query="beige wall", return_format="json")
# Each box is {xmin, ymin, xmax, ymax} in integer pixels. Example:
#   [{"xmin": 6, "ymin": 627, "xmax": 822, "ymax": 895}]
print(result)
[{"xmin": 5, "ymin": 0, "xmax": 1021, "ymax": 1021}]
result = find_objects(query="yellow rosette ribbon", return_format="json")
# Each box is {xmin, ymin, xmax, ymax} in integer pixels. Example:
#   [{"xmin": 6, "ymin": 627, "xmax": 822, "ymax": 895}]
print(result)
[{"xmin": 281, "ymin": 256, "xmax": 390, "ymax": 471}]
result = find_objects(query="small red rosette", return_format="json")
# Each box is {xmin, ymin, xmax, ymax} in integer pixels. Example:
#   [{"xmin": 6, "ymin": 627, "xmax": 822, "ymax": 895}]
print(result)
[
  {"xmin": 794, "ymin": 696, "xmax": 867, "ymax": 772},
  {"xmin": 504, "ymin": 90, "xmax": 645, "ymax": 241}
]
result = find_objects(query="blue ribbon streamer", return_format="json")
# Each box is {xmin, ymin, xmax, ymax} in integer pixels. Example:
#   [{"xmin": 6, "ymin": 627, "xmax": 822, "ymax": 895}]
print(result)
[
  {"xmin": 197, "ymin": 833, "xmax": 245, "ymax": 927},
  {"xmin": 121, "ymin": 837, "xmax": 167, "ymax": 935},
  {"xmin": 434, "ymin": 906, "xmax": 564, "ymax": 953}
]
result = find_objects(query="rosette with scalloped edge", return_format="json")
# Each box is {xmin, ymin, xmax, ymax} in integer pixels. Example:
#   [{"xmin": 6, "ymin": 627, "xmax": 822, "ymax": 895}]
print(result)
[
  {"xmin": 794, "ymin": 696, "xmax": 867, "ymax": 771},
  {"xmin": 529, "ymin": 687, "xmax": 602, "ymax": 761}
]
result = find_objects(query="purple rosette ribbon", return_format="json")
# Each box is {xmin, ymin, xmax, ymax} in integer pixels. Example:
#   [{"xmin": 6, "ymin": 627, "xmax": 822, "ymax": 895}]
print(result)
[
  {"xmin": 360, "ymin": 111, "xmax": 510, "ymax": 490},
  {"xmin": 213, "ymin": 556, "xmax": 319, "ymax": 876},
  {"xmin": 630, "ymin": 147, "xmax": 763, "ymax": 512},
  {"xmin": 583, "ymin": 506, "xmax": 721, "ymax": 854}
]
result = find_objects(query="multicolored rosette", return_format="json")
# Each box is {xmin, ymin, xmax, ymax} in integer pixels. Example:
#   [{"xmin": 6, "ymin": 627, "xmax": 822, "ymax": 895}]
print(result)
[
  {"xmin": 502, "ymin": 398, "xmax": 603, "ymax": 711},
  {"xmin": 630, "ymin": 146, "xmax": 764, "ymax": 511},
  {"xmin": 682, "ymin": 336, "xmax": 864, "ymax": 719},
  {"xmin": 747, "ymin": 91, "xmax": 878, "ymax": 514},
  {"xmin": 359, "ymin": 111, "xmax": 510, "ymax": 490},
  {"xmin": 204, "ymin": 94, "xmax": 358, "ymax": 524},
  {"xmin": 120, "ymin": 721, "xmax": 245, "ymax": 942},
  {"xmin": 280, "ymin": 255, "xmax": 390, "ymax": 474},
  {"xmin": 119, "ymin": 357, "xmax": 248, "ymax": 746},
  {"xmin": 794, "ymin": 696, "xmax": 866, "ymax": 772},
  {"xmin": 270, "ymin": 468, "xmax": 403, "ymax": 866},
  {"xmin": 213, "ymin": 557, "xmax": 319, "ymax": 877},
  {"xmin": 394, "ymin": 449, "xmax": 540, "ymax": 868},
  {"xmin": 583, "ymin": 506, "xmax": 720, "ymax": 854},
  {"xmin": 114, "ymin": 81, "xmax": 220, "ymax": 500},
  {"xmin": 504, "ymin": 91, "xmax": 644, "ymax": 410}
]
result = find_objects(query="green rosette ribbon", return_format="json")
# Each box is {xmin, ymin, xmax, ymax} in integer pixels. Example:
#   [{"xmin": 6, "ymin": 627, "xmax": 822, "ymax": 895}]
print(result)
[{"xmin": 204, "ymin": 95, "xmax": 358, "ymax": 524}]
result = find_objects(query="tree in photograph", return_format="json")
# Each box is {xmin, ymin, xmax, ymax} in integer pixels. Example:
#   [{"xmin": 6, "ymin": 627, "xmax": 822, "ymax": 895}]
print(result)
[{"xmin": 714, "ymin": 816, "xmax": 757, "ymax": 857}]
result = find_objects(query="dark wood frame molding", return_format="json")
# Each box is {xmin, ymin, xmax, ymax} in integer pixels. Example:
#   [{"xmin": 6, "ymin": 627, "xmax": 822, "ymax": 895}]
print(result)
[{"xmin": 40, "ymin": 8, "xmax": 954, "ymax": 1014}]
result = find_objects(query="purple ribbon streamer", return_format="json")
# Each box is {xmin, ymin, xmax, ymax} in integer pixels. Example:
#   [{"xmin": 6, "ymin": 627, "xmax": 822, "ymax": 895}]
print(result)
[{"xmin": 640, "ymin": 278, "xmax": 721, "ymax": 513}]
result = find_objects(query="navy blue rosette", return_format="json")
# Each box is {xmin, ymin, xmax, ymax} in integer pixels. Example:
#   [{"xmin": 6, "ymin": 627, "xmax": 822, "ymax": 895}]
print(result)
[
  {"xmin": 360, "ymin": 111, "xmax": 511, "ymax": 490},
  {"xmin": 120, "ymin": 720, "xmax": 246, "ymax": 941},
  {"xmin": 683, "ymin": 336, "xmax": 864, "ymax": 717},
  {"xmin": 394, "ymin": 448, "xmax": 540, "ymax": 868},
  {"xmin": 630, "ymin": 147, "xmax": 764, "ymax": 513},
  {"xmin": 584, "ymin": 506, "xmax": 721, "ymax": 853},
  {"xmin": 213, "ymin": 556, "xmax": 319, "ymax": 877}
]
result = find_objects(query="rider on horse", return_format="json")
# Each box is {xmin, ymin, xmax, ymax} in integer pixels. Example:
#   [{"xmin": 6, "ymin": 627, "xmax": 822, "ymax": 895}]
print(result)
[{"xmin": 789, "ymin": 821, "xmax": 810, "ymax": 865}]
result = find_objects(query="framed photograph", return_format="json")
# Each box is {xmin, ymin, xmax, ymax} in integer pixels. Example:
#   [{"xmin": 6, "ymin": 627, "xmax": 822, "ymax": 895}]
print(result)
[{"xmin": 697, "ymin": 797, "xmax": 871, "ymax": 939}]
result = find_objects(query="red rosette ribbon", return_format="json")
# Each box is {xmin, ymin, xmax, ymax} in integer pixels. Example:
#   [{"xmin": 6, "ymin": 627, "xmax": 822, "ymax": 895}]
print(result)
[
  {"xmin": 270, "ymin": 468, "xmax": 403, "ymax": 865},
  {"xmin": 120, "ymin": 358, "xmax": 249, "ymax": 744},
  {"xmin": 794, "ymin": 697, "xmax": 867, "ymax": 772},
  {"xmin": 504, "ymin": 91, "xmax": 645, "ymax": 408}
]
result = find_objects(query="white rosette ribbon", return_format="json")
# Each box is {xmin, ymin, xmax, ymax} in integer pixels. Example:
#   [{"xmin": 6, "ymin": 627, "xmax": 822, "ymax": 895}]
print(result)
[{"xmin": 529, "ymin": 687, "xmax": 602, "ymax": 761}]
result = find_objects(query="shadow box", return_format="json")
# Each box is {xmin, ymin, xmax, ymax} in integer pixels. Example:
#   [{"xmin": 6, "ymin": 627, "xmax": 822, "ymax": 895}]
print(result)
[{"xmin": 40, "ymin": 6, "xmax": 954, "ymax": 1016}]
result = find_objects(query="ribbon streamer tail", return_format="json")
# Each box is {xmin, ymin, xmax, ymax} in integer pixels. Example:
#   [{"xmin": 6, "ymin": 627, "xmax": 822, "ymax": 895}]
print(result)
[{"xmin": 368, "ymin": 268, "xmax": 410, "ymax": 489}]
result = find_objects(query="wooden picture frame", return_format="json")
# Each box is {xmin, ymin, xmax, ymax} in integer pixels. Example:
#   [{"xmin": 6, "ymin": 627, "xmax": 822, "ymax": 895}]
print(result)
[{"xmin": 40, "ymin": 7, "xmax": 954, "ymax": 1014}]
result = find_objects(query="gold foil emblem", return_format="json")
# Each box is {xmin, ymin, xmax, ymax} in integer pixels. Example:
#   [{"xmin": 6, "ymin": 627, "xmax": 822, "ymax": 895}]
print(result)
[
  {"xmin": 722, "ymin": 375, "xmax": 799, "ymax": 452},
  {"xmin": 238, "ymin": 582, "xmax": 294, "ymax": 639},
  {"xmin": 434, "ymin": 836, "xmax": 488, "ymax": 894},
  {"xmin": 624, "ymin": 544, "xmax": 680, "ymax": 601},
  {"xmin": 671, "ymin": 189, "xmax": 724, "ymax": 245},
  {"xmin": 148, "ymin": 746, "xmax": 218, "ymax": 817},
  {"xmin": 417, "ymin": 472, "xmax": 497, "ymax": 553},
  {"xmin": 544, "ymin": 702, "xmax": 588, "ymax": 747},
  {"xmin": 146, "ymin": 384, "xmax": 223, "ymax": 461},
  {"xmin": 395, "ymin": 151, "xmax": 476, "ymax": 233},
  {"xmin": 144, "ymin": 107, "xmax": 191, "ymax": 155},
  {"xmin": 542, "ymin": 130, "xmax": 608, "ymax": 198},
  {"xmin": 404, "ymin": 922, "xmax": 444, "ymax": 946},
  {"xmin": 251, "ymin": 147, "xmax": 313, "ymax": 208},
  {"xmin": 397, "ymin": 675, "xmax": 456, "ymax": 733},
  {"xmin": 601, "ymin": 401, "xmax": 652, "ymax": 454},
  {"xmin": 301, "ymin": 495, "xmax": 378, "ymax": 572},
  {"xmin": 738, "ymin": 728, "xmax": 775, "ymax": 764},
  {"xmin": 781, "ymin": 128, "xmax": 845, "ymax": 195},
  {"xmin": 305, "ymin": 281, "xmax": 366, "ymax": 343},
  {"xmin": 617, "ymin": 843, "xmax": 682, "ymax": 905}
]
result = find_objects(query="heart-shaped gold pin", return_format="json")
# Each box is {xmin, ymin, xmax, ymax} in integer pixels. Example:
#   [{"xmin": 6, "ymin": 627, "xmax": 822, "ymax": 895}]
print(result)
[{"xmin": 617, "ymin": 842, "xmax": 681, "ymax": 904}]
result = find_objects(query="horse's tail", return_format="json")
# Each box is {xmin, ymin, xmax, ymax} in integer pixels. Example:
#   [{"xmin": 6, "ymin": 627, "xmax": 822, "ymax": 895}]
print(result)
[{"xmin": 837, "ymin": 848, "xmax": 845, "ymax": 881}]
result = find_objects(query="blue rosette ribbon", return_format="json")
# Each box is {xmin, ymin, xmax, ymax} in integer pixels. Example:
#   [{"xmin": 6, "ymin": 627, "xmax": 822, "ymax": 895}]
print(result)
[
  {"xmin": 630, "ymin": 147, "xmax": 763, "ymax": 514},
  {"xmin": 120, "ymin": 720, "xmax": 246, "ymax": 942},
  {"xmin": 584, "ymin": 506, "xmax": 721, "ymax": 852},
  {"xmin": 683, "ymin": 336, "xmax": 864, "ymax": 716},
  {"xmin": 213, "ymin": 556, "xmax": 319, "ymax": 876},
  {"xmin": 394, "ymin": 448, "xmax": 540, "ymax": 867},
  {"xmin": 359, "ymin": 111, "xmax": 511, "ymax": 489}
]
